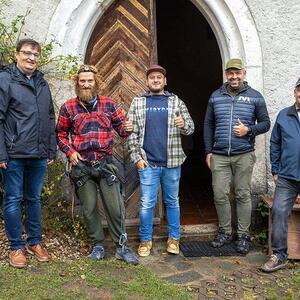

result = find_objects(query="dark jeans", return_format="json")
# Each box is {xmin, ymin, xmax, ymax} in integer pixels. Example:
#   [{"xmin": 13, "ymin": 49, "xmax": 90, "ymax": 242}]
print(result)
[
  {"xmin": 1, "ymin": 158, "xmax": 47, "ymax": 250},
  {"xmin": 272, "ymin": 176, "xmax": 300, "ymax": 261}
]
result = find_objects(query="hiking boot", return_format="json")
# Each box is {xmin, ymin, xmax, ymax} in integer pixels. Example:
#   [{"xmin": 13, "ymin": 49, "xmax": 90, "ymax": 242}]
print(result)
[
  {"xmin": 115, "ymin": 246, "xmax": 139, "ymax": 265},
  {"xmin": 236, "ymin": 234, "xmax": 251, "ymax": 255},
  {"xmin": 88, "ymin": 245, "xmax": 105, "ymax": 260},
  {"xmin": 138, "ymin": 241, "xmax": 152, "ymax": 257},
  {"xmin": 261, "ymin": 254, "xmax": 288, "ymax": 273},
  {"xmin": 166, "ymin": 238, "xmax": 180, "ymax": 255},
  {"xmin": 9, "ymin": 249, "xmax": 27, "ymax": 268},
  {"xmin": 27, "ymin": 244, "xmax": 49, "ymax": 262},
  {"xmin": 211, "ymin": 229, "xmax": 232, "ymax": 248}
]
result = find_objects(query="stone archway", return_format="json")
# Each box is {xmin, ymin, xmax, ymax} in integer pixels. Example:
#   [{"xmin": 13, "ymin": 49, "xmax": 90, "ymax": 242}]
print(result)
[
  {"xmin": 48, "ymin": 0, "xmax": 263, "ymax": 87},
  {"xmin": 47, "ymin": 0, "xmax": 266, "ymax": 193}
]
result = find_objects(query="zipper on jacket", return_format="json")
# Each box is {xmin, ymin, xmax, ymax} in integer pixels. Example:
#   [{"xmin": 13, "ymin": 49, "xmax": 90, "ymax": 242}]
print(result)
[
  {"xmin": 33, "ymin": 87, "xmax": 41, "ymax": 154},
  {"xmin": 10, "ymin": 135, "xmax": 15, "ymax": 150},
  {"xmin": 10, "ymin": 65, "xmax": 45, "ymax": 157},
  {"xmin": 228, "ymin": 96, "xmax": 235, "ymax": 156},
  {"xmin": 25, "ymin": 79, "xmax": 42, "ymax": 155}
]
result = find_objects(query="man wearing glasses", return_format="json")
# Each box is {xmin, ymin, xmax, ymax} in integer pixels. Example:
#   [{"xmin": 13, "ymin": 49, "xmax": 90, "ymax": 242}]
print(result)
[
  {"xmin": 0, "ymin": 38, "xmax": 56, "ymax": 268},
  {"xmin": 56, "ymin": 64, "xmax": 138, "ymax": 265}
]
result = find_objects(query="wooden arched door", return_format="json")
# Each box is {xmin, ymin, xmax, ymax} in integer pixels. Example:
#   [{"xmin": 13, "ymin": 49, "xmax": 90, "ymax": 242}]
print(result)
[{"xmin": 85, "ymin": 0, "xmax": 161, "ymax": 225}]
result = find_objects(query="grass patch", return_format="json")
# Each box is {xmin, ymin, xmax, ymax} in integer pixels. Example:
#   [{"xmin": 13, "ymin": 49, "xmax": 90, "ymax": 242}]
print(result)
[
  {"xmin": 0, "ymin": 258, "xmax": 194, "ymax": 300},
  {"xmin": 263, "ymin": 266, "xmax": 300, "ymax": 300}
]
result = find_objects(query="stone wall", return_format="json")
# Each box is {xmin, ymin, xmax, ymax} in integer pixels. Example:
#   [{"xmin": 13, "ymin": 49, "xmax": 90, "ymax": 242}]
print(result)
[
  {"xmin": 245, "ymin": 0, "xmax": 300, "ymax": 193},
  {"xmin": 3, "ymin": 0, "xmax": 59, "ymax": 42}
]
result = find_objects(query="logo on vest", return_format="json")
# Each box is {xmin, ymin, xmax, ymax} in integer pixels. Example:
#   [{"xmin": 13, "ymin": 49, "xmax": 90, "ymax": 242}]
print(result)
[{"xmin": 237, "ymin": 96, "xmax": 251, "ymax": 103}]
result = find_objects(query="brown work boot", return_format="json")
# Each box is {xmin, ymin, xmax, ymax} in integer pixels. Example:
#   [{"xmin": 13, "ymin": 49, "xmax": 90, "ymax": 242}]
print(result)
[
  {"xmin": 138, "ymin": 241, "xmax": 152, "ymax": 257},
  {"xmin": 9, "ymin": 249, "xmax": 27, "ymax": 268},
  {"xmin": 27, "ymin": 244, "xmax": 49, "ymax": 262},
  {"xmin": 166, "ymin": 238, "xmax": 180, "ymax": 255}
]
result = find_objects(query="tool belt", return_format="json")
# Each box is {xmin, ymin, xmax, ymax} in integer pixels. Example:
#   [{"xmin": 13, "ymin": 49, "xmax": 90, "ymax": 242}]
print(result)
[{"xmin": 70, "ymin": 156, "xmax": 118, "ymax": 188}]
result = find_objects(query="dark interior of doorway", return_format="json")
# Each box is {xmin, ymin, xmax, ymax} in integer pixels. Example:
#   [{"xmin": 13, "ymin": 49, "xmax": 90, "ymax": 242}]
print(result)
[{"xmin": 156, "ymin": 0, "xmax": 222, "ymax": 225}]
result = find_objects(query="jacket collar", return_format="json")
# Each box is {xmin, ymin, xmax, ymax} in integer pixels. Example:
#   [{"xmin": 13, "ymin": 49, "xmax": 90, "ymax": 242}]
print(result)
[
  {"xmin": 143, "ymin": 90, "xmax": 173, "ymax": 97},
  {"xmin": 9, "ymin": 63, "xmax": 44, "ymax": 85},
  {"xmin": 220, "ymin": 81, "xmax": 250, "ymax": 95},
  {"xmin": 287, "ymin": 104, "xmax": 300, "ymax": 118}
]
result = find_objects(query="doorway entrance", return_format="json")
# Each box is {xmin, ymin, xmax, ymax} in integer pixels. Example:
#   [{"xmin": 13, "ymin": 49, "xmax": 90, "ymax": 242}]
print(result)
[
  {"xmin": 156, "ymin": 0, "xmax": 222, "ymax": 225},
  {"xmin": 49, "ymin": 0, "xmax": 265, "ymax": 228},
  {"xmin": 84, "ymin": 0, "xmax": 222, "ymax": 226}
]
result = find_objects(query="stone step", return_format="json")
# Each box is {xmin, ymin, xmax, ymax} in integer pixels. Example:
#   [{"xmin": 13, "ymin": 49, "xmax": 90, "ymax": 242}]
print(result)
[{"xmin": 125, "ymin": 223, "xmax": 218, "ymax": 242}]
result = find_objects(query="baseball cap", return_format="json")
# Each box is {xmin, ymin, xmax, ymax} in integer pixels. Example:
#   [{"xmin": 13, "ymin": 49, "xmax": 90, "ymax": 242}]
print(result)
[
  {"xmin": 225, "ymin": 58, "xmax": 244, "ymax": 70},
  {"xmin": 295, "ymin": 78, "xmax": 300, "ymax": 88},
  {"xmin": 146, "ymin": 64, "xmax": 166, "ymax": 77}
]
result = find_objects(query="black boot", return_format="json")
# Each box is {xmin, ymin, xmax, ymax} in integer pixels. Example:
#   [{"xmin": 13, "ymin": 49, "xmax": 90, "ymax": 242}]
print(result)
[
  {"xmin": 236, "ymin": 233, "xmax": 251, "ymax": 254},
  {"xmin": 211, "ymin": 229, "xmax": 232, "ymax": 248}
]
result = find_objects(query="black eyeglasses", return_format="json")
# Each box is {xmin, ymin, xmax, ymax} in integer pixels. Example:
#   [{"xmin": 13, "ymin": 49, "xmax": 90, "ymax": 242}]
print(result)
[
  {"xmin": 77, "ymin": 65, "xmax": 98, "ymax": 74},
  {"xmin": 19, "ymin": 50, "xmax": 40, "ymax": 59}
]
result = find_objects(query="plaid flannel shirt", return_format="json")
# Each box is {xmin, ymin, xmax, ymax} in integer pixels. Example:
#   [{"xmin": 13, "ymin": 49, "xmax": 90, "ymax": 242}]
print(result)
[
  {"xmin": 56, "ymin": 96, "xmax": 128, "ymax": 161},
  {"xmin": 127, "ymin": 93, "xmax": 194, "ymax": 168}
]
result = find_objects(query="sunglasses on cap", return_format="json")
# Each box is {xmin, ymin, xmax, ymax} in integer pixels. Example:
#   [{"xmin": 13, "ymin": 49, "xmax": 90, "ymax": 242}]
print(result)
[{"xmin": 77, "ymin": 65, "xmax": 98, "ymax": 74}]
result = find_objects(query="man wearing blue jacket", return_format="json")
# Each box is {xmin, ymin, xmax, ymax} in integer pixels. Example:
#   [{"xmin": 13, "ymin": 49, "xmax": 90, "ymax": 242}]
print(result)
[
  {"xmin": 0, "ymin": 39, "xmax": 56, "ymax": 268},
  {"xmin": 261, "ymin": 78, "xmax": 300, "ymax": 272},
  {"xmin": 204, "ymin": 58, "xmax": 270, "ymax": 254}
]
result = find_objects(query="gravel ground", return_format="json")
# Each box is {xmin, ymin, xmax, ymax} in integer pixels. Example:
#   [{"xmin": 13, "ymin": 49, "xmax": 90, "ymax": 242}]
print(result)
[{"xmin": 0, "ymin": 221, "xmax": 90, "ymax": 266}]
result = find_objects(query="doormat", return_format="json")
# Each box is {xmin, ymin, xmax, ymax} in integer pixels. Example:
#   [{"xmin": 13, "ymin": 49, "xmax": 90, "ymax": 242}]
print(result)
[{"xmin": 180, "ymin": 241, "xmax": 245, "ymax": 257}]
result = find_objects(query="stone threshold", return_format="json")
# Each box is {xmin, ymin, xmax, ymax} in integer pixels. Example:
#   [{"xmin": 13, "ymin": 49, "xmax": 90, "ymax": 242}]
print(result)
[{"xmin": 124, "ymin": 223, "xmax": 218, "ymax": 242}]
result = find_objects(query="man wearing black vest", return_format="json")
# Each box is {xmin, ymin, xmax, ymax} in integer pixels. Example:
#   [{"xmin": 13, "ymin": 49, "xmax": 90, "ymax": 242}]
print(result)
[{"xmin": 204, "ymin": 58, "xmax": 270, "ymax": 254}]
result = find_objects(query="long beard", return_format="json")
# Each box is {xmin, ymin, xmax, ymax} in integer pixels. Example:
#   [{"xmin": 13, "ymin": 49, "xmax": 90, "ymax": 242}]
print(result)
[{"xmin": 76, "ymin": 86, "xmax": 98, "ymax": 102}]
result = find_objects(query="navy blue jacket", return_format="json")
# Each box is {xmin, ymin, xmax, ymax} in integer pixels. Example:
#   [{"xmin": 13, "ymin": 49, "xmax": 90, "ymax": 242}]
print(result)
[
  {"xmin": 204, "ymin": 82, "xmax": 270, "ymax": 156},
  {"xmin": 270, "ymin": 105, "xmax": 300, "ymax": 181},
  {"xmin": 0, "ymin": 64, "xmax": 56, "ymax": 161}
]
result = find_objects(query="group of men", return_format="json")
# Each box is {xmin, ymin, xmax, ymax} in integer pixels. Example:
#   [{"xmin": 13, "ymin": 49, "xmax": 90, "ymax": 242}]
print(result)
[{"xmin": 0, "ymin": 38, "xmax": 299, "ymax": 274}]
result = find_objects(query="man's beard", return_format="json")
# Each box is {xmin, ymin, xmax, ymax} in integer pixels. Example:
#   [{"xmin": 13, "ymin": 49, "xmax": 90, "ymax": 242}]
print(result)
[
  {"xmin": 148, "ymin": 86, "xmax": 164, "ymax": 94},
  {"xmin": 76, "ymin": 86, "xmax": 98, "ymax": 102},
  {"xmin": 228, "ymin": 80, "xmax": 243, "ymax": 90}
]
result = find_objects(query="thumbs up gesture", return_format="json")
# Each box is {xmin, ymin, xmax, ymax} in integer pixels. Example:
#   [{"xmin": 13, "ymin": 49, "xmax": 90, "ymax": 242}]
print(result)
[
  {"xmin": 124, "ymin": 118, "xmax": 133, "ymax": 133},
  {"xmin": 233, "ymin": 118, "xmax": 249, "ymax": 137},
  {"xmin": 175, "ymin": 111, "xmax": 185, "ymax": 128}
]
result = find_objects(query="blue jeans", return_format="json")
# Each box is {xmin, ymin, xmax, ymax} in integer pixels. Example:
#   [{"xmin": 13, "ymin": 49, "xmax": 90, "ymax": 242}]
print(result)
[
  {"xmin": 272, "ymin": 177, "xmax": 300, "ymax": 261},
  {"xmin": 138, "ymin": 165, "xmax": 181, "ymax": 241},
  {"xmin": 1, "ymin": 158, "xmax": 47, "ymax": 250}
]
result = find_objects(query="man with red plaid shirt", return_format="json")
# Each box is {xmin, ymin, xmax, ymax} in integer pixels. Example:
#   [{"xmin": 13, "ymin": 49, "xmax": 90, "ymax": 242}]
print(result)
[{"xmin": 56, "ymin": 64, "xmax": 138, "ymax": 265}]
